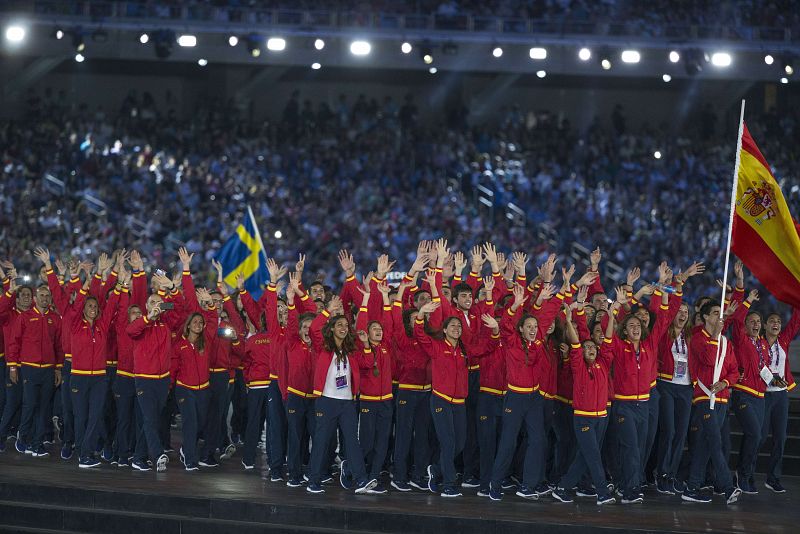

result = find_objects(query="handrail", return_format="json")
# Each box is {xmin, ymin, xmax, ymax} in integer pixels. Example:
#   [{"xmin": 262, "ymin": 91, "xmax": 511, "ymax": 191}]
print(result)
[{"xmin": 10, "ymin": 1, "xmax": 794, "ymax": 44}]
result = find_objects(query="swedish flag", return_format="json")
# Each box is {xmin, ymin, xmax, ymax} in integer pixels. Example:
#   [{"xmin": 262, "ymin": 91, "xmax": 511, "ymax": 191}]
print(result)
[{"xmin": 216, "ymin": 206, "xmax": 269, "ymax": 299}]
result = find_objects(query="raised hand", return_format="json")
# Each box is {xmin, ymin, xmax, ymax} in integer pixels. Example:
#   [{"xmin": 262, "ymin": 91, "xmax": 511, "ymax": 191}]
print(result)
[
  {"xmin": 512, "ymin": 283, "xmax": 526, "ymax": 307},
  {"xmin": 327, "ymin": 294, "xmax": 343, "ymax": 313},
  {"xmin": 470, "ymin": 244, "xmax": 485, "ymax": 273},
  {"xmin": 425, "ymin": 268, "xmax": 437, "ymax": 290},
  {"xmin": 295, "ymin": 253, "xmax": 306, "ymax": 273},
  {"xmin": 435, "ymin": 238, "xmax": 449, "ymax": 265},
  {"xmin": 442, "ymin": 254, "xmax": 455, "ymax": 280},
  {"xmin": 236, "ymin": 272, "xmax": 246, "ymax": 292},
  {"xmin": 576, "ymin": 285, "xmax": 589, "ymax": 305},
  {"xmin": 684, "ymin": 261, "xmax": 705, "ymax": 279},
  {"xmin": 723, "ymin": 300, "xmax": 740, "ymax": 319},
  {"xmin": 614, "ymin": 285, "xmax": 628, "ymax": 305},
  {"xmin": 267, "ymin": 258, "xmax": 287, "ymax": 282},
  {"xmin": 511, "ymin": 251, "xmax": 528, "ymax": 275},
  {"xmin": 482, "ymin": 275, "xmax": 495, "ymax": 293},
  {"xmin": 576, "ymin": 270, "xmax": 599, "ymax": 288},
  {"xmin": 54, "ymin": 258, "xmax": 66, "ymax": 276},
  {"xmin": 79, "ymin": 261, "xmax": 95, "ymax": 276},
  {"xmin": 114, "ymin": 248, "xmax": 129, "ymax": 273},
  {"xmin": 377, "ymin": 254, "xmax": 395, "ymax": 278},
  {"xmin": 411, "ymin": 243, "xmax": 429, "ymax": 273},
  {"xmin": 481, "ymin": 313, "xmax": 499, "ymax": 331},
  {"xmin": 483, "ymin": 242, "xmax": 498, "ymax": 268},
  {"xmin": 376, "ymin": 280, "xmax": 391, "ymax": 296},
  {"xmin": 68, "ymin": 259, "xmax": 80, "ymax": 278},
  {"xmin": 338, "ymin": 249, "xmax": 355, "ymax": 277},
  {"xmin": 179, "ymin": 247, "xmax": 195, "ymax": 270},
  {"xmin": 287, "ymin": 271, "xmax": 300, "ymax": 295},
  {"xmin": 152, "ymin": 272, "xmax": 172, "ymax": 290},
  {"xmin": 561, "ymin": 264, "xmax": 575, "ymax": 286},
  {"xmin": 538, "ymin": 254, "xmax": 557, "ymax": 283},
  {"xmin": 626, "ymin": 267, "xmax": 641, "ymax": 287},
  {"xmin": 538, "ymin": 282, "xmax": 557, "ymax": 301},
  {"xmin": 716, "ymin": 278, "xmax": 733, "ymax": 295},
  {"xmin": 196, "ymin": 287, "xmax": 213, "ymax": 306},
  {"xmin": 419, "ymin": 300, "xmax": 441, "ymax": 315},
  {"xmin": 747, "ymin": 289, "xmax": 760, "ymax": 303},
  {"xmin": 128, "ymin": 250, "xmax": 144, "ymax": 271},
  {"xmin": 33, "ymin": 247, "xmax": 52, "ymax": 269},
  {"xmin": 97, "ymin": 252, "xmax": 113, "ymax": 275},
  {"xmin": 734, "ymin": 259, "xmax": 744, "ymax": 282},
  {"xmin": 657, "ymin": 261, "xmax": 673, "ymax": 285},
  {"xmin": 357, "ymin": 330, "xmax": 369, "ymax": 345},
  {"xmin": 453, "ymin": 251, "xmax": 467, "ymax": 275}
]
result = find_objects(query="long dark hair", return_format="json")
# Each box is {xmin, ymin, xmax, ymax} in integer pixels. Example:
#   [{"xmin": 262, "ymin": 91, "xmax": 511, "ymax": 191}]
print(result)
[
  {"xmin": 425, "ymin": 315, "xmax": 468, "ymax": 363},
  {"xmin": 182, "ymin": 312, "xmax": 206, "ymax": 352},
  {"xmin": 402, "ymin": 308, "xmax": 418, "ymax": 338},
  {"xmin": 322, "ymin": 314, "xmax": 356, "ymax": 364},
  {"xmin": 669, "ymin": 302, "xmax": 693, "ymax": 343}
]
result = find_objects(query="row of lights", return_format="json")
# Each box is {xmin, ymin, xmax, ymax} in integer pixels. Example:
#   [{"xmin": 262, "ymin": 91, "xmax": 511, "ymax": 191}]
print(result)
[{"xmin": 3, "ymin": 24, "xmax": 796, "ymax": 82}]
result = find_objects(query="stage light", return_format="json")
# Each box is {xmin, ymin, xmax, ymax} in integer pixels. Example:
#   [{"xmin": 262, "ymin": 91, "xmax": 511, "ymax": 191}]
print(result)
[
  {"xmin": 621, "ymin": 50, "xmax": 640, "ymax": 63},
  {"xmin": 314, "ymin": 38, "xmax": 325, "ymax": 50},
  {"xmin": 529, "ymin": 47, "xmax": 547, "ymax": 60},
  {"xmin": 781, "ymin": 77, "xmax": 789, "ymax": 84},
  {"xmin": 536, "ymin": 70, "xmax": 546, "ymax": 78},
  {"xmin": 764, "ymin": 54, "xmax": 774, "ymax": 65},
  {"xmin": 177, "ymin": 34, "xmax": 196, "ymax": 47},
  {"xmin": 492, "ymin": 46, "xmax": 503, "ymax": 58},
  {"xmin": 228, "ymin": 35, "xmax": 238, "ymax": 47},
  {"xmin": 73, "ymin": 32, "xmax": 85, "ymax": 52},
  {"xmin": 601, "ymin": 59, "xmax": 611, "ymax": 70},
  {"xmin": 783, "ymin": 56, "xmax": 794, "ymax": 75},
  {"xmin": 578, "ymin": 47, "xmax": 591, "ymax": 61},
  {"xmin": 598, "ymin": 47, "xmax": 612, "ymax": 70},
  {"xmin": 139, "ymin": 33, "xmax": 149, "ymax": 44},
  {"xmin": 311, "ymin": 62, "xmax": 321, "ymax": 70},
  {"xmin": 711, "ymin": 52, "xmax": 731, "ymax": 67},
  {"xmin": 662, "ymin": 74, "xmax": 672, "ymax": 82},
  {"xmin": 274, "ymin": 230, "xmax": 282, "ymax": 239},
  {"xmin": 350, "ymin": 40, "xmax": 371, "ymax": 56},
  {"xmin": 429, "ymin": 67, "xmax": 437, "ymax": 74},
  {"xmin": 75, "ymin": 53, "xmax": 85, "ymax": 63},
  {"xmin": 198, "ymin": 58, "xmax": 207, "ymax": 66},
  {"xmin": 243, "ymin": 34, "xmax": 261, "ymax": 57},
  {"xmin": 401, "ymin": 42, "xmax": 412, "ymax": 54},
  {"xmin": 5, "ymin": 25, "xmax": 25, "ymax": 43},
  {"xmin": 267, "ymin": 37, "xmax": 286, "ymax": 51},
  {"xmin": 53, "ymin": 27, "xmax": 64, "ymax": 40},
  {"xmin": 669, "ymin": 50, "xmax": 680, "ymax": 63},
  {"xmin": 654, "ymin": 151, "xmax": 662, "ymax": 159}
]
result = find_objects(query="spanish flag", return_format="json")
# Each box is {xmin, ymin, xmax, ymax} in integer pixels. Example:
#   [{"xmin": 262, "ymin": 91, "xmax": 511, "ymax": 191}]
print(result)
[
  {"xmin": 215, "ymin": 205, "xmax": 269, "ymax": 299},
  {"xmin": 731, "ymin": 124, "xmax": 800, "ymax": 307}
]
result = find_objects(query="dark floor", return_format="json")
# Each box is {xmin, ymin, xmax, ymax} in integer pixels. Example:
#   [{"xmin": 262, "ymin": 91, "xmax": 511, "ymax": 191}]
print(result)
[{"xmin": 0, "ymin": 446, "xmax": 796, "ymax": 534}]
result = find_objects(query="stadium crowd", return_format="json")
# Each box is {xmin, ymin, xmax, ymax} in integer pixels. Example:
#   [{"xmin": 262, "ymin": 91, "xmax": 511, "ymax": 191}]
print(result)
[{"xmin": 2, "ymin": 87, "xmax": 800, "ymax": 305}]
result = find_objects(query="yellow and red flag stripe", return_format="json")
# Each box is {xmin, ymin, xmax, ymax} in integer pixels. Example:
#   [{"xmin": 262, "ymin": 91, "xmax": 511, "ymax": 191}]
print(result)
[{"xmin": 731, "ymin": 124, "xmax": 800, "ymax": 307}]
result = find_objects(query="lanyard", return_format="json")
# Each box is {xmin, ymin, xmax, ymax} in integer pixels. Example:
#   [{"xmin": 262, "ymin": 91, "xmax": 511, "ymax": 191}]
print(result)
[
  {"xmin": 673, "ymin": 334, "xmax": 686, "ymax": 355},
  {"xmin": 750, "ymin": 337, "xmax": 765, "ymax": 367},
  {"xmin": 769, "ymin": 341, "xmax": 780, "ymax": 369},
  {"xmin": 335, "ymin": 351, "xmax": 348, "ymax": 373}
]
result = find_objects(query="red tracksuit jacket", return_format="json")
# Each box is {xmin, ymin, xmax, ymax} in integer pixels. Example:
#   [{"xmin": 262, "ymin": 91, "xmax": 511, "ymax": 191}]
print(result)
[
  {"xmin": 570, "ymin": 343, "xmax": 612, "ymax": 417},
  {"xmin": 310, "ymin": 309, "xmax": 372, "ymax": 398},
  {"xmin": 68, "ymin": 288, "xmax": 122, "ymax": 375},
  {"xmin": 283, "ymin": 303, "xmax": 317, "ymax": 398},
  {"xmin": 689, "ymin": 328, "xmax": 739, "ymax": 404},
  {"xmin": 171, "ymin": 335, "xmax": 211, "ymax": 390},
  {"xmin": 7, "ymin": 306, "xmax": 64, "ymax": 368},
  {"xmin": 356, "ymin": 304, "xmax": 395, "ymax": 402}
]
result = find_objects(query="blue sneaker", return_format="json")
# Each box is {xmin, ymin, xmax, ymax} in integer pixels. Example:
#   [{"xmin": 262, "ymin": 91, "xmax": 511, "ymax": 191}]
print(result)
[
  {"xmin": 596, "ymin": 494, "xmax": 615, "ymax": 505},
  {"xmin": 552, "ymin": 487, "xmax": 573, "ymax": 503},
  {"xmin": 489, "ymin": 482, "xmax": 502, "ymax": 502},
  {"xmin": 391, "ymin": 480, "xmax": 411, "ymax": 492},
  {"xmin": 241, "ymin": 460, "xmax": 255, "ymax": 470},
  {"xmin": 765, "ymin": 480, "xmax": 786, "ymax": 493},
  {"xmin": 117, "ymin": 457, "xmax": 131, "ymax": 468},
  {"xmin": 320, "ymin": 474, "xmax": 334, "ymax": 485},
  {"xmin": 340, "ymin": 460, "xmax": 353, "ymax": 490},
  {"xmin": 31, "ymin": 445, "xmax": 49, "ymax": 458},
  {"xmin": 576, "ymin": 487, "xmax": 597, "ymax": 498},
  {"xmin": 535, "ymin": 482, "xmax": 553, "ymax": 497},
  {"xmin": 286, "ymin": 478, "xmax": 304, "ymax": 488},
  {"xmin": 101, "ymin": 447, "xmax": 114, "ymax": 463},
  {"xmin": 426, "ymin": 465, "xmax": 439, "ymax": 493},
  {"xmin": 366, "ymin": 483, "xmax": 387, "ymax": 494},
  {"xmin": 441, "ymin": 487, "xmax": 462, "ymax": 497},
  {"xmin": 185, "ymin": 463, "xmax": 199, "ymax": 472},
  {"xmin": 681, "ymin": 488, "xmax": 710, "ymax": 503},
  {"xmin": 79, "ymin": 456, "xmax": 101, "ymax": 468},
  {"xmin": 14, "ymin": 440, "xmax": 27, "ymax": 454},
  {"xmin": 725, "ymin": 487, "xmax": 742, "ymax": 505},
  {"xmin": 306, "ymin": 482, "xmax": 325, "ymax": 494},
  {"xmin": 671, "ymin": 478, "xmax": 686, "ymax": 494},
  {"xmin": 656, "ymin": 475, "xmax": 674, "ymax": 495},
  {"xmin": 461, "ymin": 477, "xmax": 480, "ymax": 488},
  {"xmin": 516, "ymin": 485, "xmax": 539, "ymax": 500},
  {"xmin": 355, "ymin": 478, "xmax": 378, "ymax": 494},
  {"xmin": 409, "ymin": 478, "xmax": 428, "ymax": 491},
  {"xmin": 131, "ymin": 460, "xmax": 151, "ymax": 472},
  {"xmin": 500, "ymin": 478, "xmax": 516, "ymax": 490}
]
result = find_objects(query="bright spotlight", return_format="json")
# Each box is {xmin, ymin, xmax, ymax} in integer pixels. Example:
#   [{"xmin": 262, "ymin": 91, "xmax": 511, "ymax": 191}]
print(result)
[
  {"xmin": 785, "ymin": 64, "xmax": 794, "ymax": 75},
  {"xmin": 669, "ymin": 50, "xmax": 680, "ymax": 63},
  {"xmin": 654, "ymin": 151, "xmax": 662, "ymax": 159},
  {"xmin": 536, "ymin": 70, "xmax": 546, "ymax": 78},
  {"xmin": 274, "ymin": 230, "xmax": 282, "ymax": 239},
  {"xmin": 267, "ymin": 37, "xmax": 286, "ymax": 51},
  {"xmin": 5, "ymin": 25, "xmax": 25, "ymax": 43},
  {"xmin": 350, "ymin": 40, "xmax": 371, "ymax": 56},
  {"xmin": 177, "ymin": 34, "xmax": 197, "ymax": 47},
  {"xmin": 55, "ymin": 28, "xmax": 64, "ymax": 40},
  {"xmin": 73, "ymin": 33, "xmax": 85, "ymax": 52},
  {"xmin": 601, "ymin": 58, "xmax": 611, "ymax": 70},
  {"xmin": 401, "ymin": 42, "xmax": 412, "ymax": 54},
  {"xmin": 428, "ymin": 67, "xmax": 437, "ymax": 74},
  {"xmin": 781, "ymin": 77, "xmax": 789, "ymax": 84},
  {"xmin": 764, "ymin": 54, "xmax": 774, "ymax": 65},
  {"xmin": 621, "ymin": 50, "xmax": 640, "ymax": 63},
  {"xmin": 228, "ymin": 35, "xmax": 238, "ymax": 47},
  {"xmin": 492, "ymin": 46, "xmax": 503, "ymax": 58},
  {"xmin": 314, "ymin": 38, "xmax": 325, "ymax": 50},
  {"xmin": 578, "ymin": 47, "xmax": 591, "ymax": 61},
  {"xmin": 662, "ymin": 74, "xmax": 672, "ymax": 82},
  {"xmin": 139, "ymin": 33, "xmax": 149, "ymax": 44},
  {"xmin": 529, "ymin": 47, "xmax": 547, "ymax": 60},
  {"xmin": 75, "ymin": 53, "xmax": 85, "ymax": 63},
  {"xmin": 311, "ymin": 62, "xmax": 321, "ymax": 70},
  {"xmin": 711, "ymin": 52, "xmax": 731, "ymax": 67},
  {"xmin": 198, "ymin": 58, "xmax": 208, "ymax": 66}
]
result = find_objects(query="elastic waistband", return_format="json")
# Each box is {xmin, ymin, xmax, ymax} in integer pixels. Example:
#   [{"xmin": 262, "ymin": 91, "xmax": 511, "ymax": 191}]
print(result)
[
  {"xmin": 554, "ymin": 395, "xmax": 573, "ymax": 405},
  {"xmin": 732, "ymin": 383, "xmax": 765, "ymax": 398},
  {"xmin": 209, "ymin": 368, "xmax": 228, "ymax": 373},
  {"xmin": 70, "ymin": 369, "xmax": 106, "ymax": 376},
  {"xmin": 398, "ymin": 383, "xmax": 432, "ymax": 391},
  {"xmin": 247, "ymin": 380, "xmax": 272, "ymax": 388},
  {"xmin": 468, "ymin": 365, "xmax": 480, "ymax": 371},
  {"xmin": 574, "ymin": 409, "xmax": 608, "ymax": 417},
  {"xmin": 692, "ymin": 396, "xmax": 729, "ymax": 405},
  {"xmin": 177, "ymin": 380, "xmax": 209, "ymax": 390},
  {"xmin": 134, "ymin": 372, "xmax": 170, "ymax": 379},
  {"xmin": 287, "ymin": 387, "xmax": 315, "ymax": 398},
  {"xmin": 507, "ymin": 383, "xmax": 538, "ymax": 394},
  {"xmin": 21, "ymin": 362, "xmax": 55, "ymax": 369},
  {"xmin": 432, "ymin": 390, "xmax": 465, "ymax": 404},
  {"xmin": 116, "ymin": 370, "xmax": 135, "ymax": 378},
  {"xmin": 360, "ymin": 393, "xmax": 393, "ymax": 401},
  {"xmin": 479, "ymin": 386, "xmax": 506, "ymax": 396},
  {"xmin": 614, "ymin": 393, "xmax": 650, "ymax": 401}
]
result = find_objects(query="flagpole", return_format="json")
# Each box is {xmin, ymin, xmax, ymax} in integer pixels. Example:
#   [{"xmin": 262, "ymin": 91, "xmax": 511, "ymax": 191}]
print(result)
[
  {"xmin": 247, "ymin": 204, "xmax": 269, "ymax": 283},
  {"xmin": 711, "ymin": 99, "xmax": 746, "ymax": 409}
]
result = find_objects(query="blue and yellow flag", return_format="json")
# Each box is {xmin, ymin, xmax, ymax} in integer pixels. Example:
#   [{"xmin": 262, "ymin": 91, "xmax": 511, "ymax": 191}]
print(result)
[{"xmin": 215, "ymin": 206, "xmax": 268, "ymax": 299}]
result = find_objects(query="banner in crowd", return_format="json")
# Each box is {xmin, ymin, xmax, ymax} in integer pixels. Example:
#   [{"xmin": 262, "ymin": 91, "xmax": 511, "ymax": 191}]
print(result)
[
  {"xmin": 731, "ymin": 123, "xmax": 800, "ymax": 307},
  {"xmin": 215, "ymin": 205, "xmax": 269, "ymax": 299}
]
